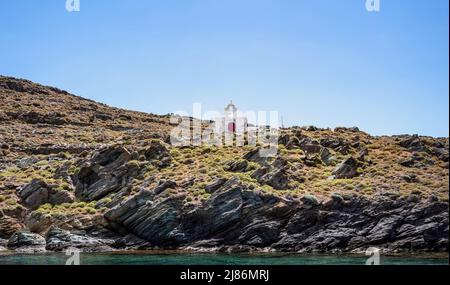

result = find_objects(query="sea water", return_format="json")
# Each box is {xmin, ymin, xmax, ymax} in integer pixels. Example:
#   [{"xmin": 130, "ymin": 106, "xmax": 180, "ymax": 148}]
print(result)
[{"xmin": 0, "ymin": 251, "xmax": 448, "ymax": 265}]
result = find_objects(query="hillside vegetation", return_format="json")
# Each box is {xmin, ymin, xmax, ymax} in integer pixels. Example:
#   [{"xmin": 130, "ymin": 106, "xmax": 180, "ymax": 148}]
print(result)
[{"xmin": 0, "ymin": 76, "xmax": 448, "ymax": 253}]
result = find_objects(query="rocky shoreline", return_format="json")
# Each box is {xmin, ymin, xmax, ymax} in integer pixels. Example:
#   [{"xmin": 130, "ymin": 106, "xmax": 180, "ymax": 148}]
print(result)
[
  {"xmin": 1, "ymin": 184, "xmax": 448, "ymax": 254},
  {"xmin": 1, "ymin": 76, "xmax": 448, "ymax": 256}
]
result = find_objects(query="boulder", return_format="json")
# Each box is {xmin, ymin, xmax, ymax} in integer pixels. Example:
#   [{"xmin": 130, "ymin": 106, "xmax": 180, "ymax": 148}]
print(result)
[
  {"xmin": 399, "ymin": 135, "xmax": 449, "ymax": 162},
  {"xmin": 18, "ymin": 179, "xmax": 75, "ymax": 209},
  {"xmin": 251, "ymin": 158, "xmax": 290, "ymax": 190},
  {"xmin": 320, "ymin": 137, "xmax": 351, "ymax": 154},
  {"xmin": 399, "ymin": 135, "xmax": 428, "ymax": 152},
  {"xmin": 331, "ymin": 157, "xmax": 360, "ymax": 179},
  {"xmin": 143, "ymin": 140, "xmax": 172, "ymax": 167},
  {"xmin": 7, "ymin": 231, "xmax": 46, "ymax": 252},
  {"xmin": 45, "ymin": 227, "xmax": 114, "ymax": 252},
  {"xmin": 258, "ymin": 169, "xmax": 288, "ymax": 190},
  {"xmin": 18, "ymin": 179, "xmax": 49, "ymax": 210},
  {"xmin": 399, "ymin": 155, "xmax": 434, "ymax": 168}
]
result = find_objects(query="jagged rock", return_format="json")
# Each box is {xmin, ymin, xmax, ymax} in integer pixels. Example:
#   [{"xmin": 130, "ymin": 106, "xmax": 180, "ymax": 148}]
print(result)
[
  {"xmin": 53, "ymin": 161, "xmax": 74, "ymax": 185},
  {"xmin": 18, "ymin": 179, "xmax": 49, "ymax": 210},
  {"xmin": 74, "ymin": 146, "xmax": 139, "ymax": 201},
  {"xmin": 143, "ymin": 140, "xmax": 172, "ymax": 167},
  {"xmin": 104, "ymin": 185, "xmax": 449, "ymax": 253},
  {"xmin": 251, "ymin": 158, "xmax": 289, "ymax": 190},
  {"xmin": 320, "ymin": 137, "xmax": 351, "ymax": 154},
  {"xmin": 356, "ymin": 148, "xmax": 369, "ymax": 161},
  {"xmin": 153, "ymin": 180, "xmax": 177, "ymax": 195},
  {"xmin": 399, "ymin": 135, "xmax": 428, "ymax": 152},
  {"xmin": 24, "ymin": 210, "xmax": 104, "ymax": 234},
  {"xmin": 0, "ymin": 214, "xmax": 25, "ymax": 239},
  {"xmin": 238, "ymin": 220, "xmax": 281, "ymax": 246},
  {"xmin": 366, "ymin": 215, "xmax": 403, "ymax": 243},
  {"xmin": 276, "ymin": 134, "xmax": 304, "ymax": 150},
  {"xmin": 48, "ymin": 189, "xmax": 75, "ymax": 205},
  {"xmin": 205, "ymin": 178, "xmax": 227, "ymax": 193},
  {"xmin": 334, "ymin": 127, "xmax": 360, "ymax": 133},
  {"xmin": 430, "ymin": 147, "xmax": 449, "ymax": 162},
  {"xmin": 45, "ymin": 227, "xmax": 114, "ymax": 252},
  {"xmin": 7, "ymin": 231, "xmax": 46, "ymax": 252},
  {"xmin": 243, "ymin": 147, "xmax": 268, "ymax": 165},
  {"xmin": 298, "ymin": 140, "xmax": 333, "ymax": 166},
  {"xmin": 105, "ymin": 191, "xmax": 186, "ymax": 247},
  {"xmin": 226, "ymin": 160, "xmax": 249, "ymax": 172},
  {"xmin": 399, "ymin": 135, "xmax": 449, "ymax": 162},
  {"xmin": 18, "ymin": 179, "xmax": 75, "ymax": 209},
  {"xmin": 330, "ymin": 157, "xmax": 360, "ymax": 179},
  {"xmin": 303, "ymin": 153, "xmax": 322, "ymax": 167},
  {"xmin": 105, "ymin": 177, "xmax": 295, "ymax": 247},
  {"xmin": 399, "ymin": 155, "xmax": 435, "ymax": 168}
]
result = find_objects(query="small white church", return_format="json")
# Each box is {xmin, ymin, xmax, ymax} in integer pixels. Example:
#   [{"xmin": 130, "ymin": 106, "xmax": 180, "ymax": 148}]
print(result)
[{"xmin": 215, "ymin": 101, "xmax": 248, "ymax": 134}]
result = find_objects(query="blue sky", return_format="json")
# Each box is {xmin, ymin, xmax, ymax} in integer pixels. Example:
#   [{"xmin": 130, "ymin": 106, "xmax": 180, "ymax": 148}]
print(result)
[{"xmin": 0, "ymin": 0, "xmax": 448, "ymax": 137}]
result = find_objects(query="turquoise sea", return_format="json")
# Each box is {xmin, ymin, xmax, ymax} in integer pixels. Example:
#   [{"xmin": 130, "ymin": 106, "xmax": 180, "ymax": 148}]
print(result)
[{"xmin": 0, "ymin": 251, "xmax": 448, "ymax": 265}]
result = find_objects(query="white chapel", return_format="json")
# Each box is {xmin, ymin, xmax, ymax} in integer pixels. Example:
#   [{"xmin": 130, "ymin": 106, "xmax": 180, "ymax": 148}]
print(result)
[{"xmin": 215, "ymin": 101, "xmax": 248, "ymax": 134}]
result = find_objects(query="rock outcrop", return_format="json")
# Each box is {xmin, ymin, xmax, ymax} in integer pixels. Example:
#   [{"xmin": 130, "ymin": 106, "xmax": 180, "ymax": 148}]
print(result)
[
  {"xmin": 331, "ymin": 157, "xmax": 361, "ymax": 179},
  {"xmin": 45, "ymin": 227, "xmax": 114, "ymax": 252},
  {"xmin": 18, "ymin": 179, "xmax": 74, "ymax": 209},
  {"xmin": 7, "ymin": 231, "xmax": 46, "ymax": 252},
  {"xmin": 74, "ymin": 146, "xmax": 139, "ymax": 201},
  {"xmin": 103, "ymin": 177, "xmax": 448, "ymax": 253},
  {"xmin": 251, "ymin": 158, "xmax": 290, "ymax": 190}
]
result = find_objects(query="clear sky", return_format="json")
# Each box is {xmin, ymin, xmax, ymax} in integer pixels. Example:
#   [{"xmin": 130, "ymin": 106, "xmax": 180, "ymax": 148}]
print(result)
[{"xmin": 0, "ymin": 0, "xmax": 448, "ymax": 137}]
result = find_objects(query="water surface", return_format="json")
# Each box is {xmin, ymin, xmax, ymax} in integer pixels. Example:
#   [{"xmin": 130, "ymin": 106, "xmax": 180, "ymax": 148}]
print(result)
[{"xmin": 0, "ymin": 251, "xmax": 448, "ymax": 265}]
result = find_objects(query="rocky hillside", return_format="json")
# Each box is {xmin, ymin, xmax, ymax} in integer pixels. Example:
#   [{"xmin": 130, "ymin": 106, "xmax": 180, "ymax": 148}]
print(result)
[{"xmin": 0, "ymin": 75, "xmax": 448, "ymax": 253}]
